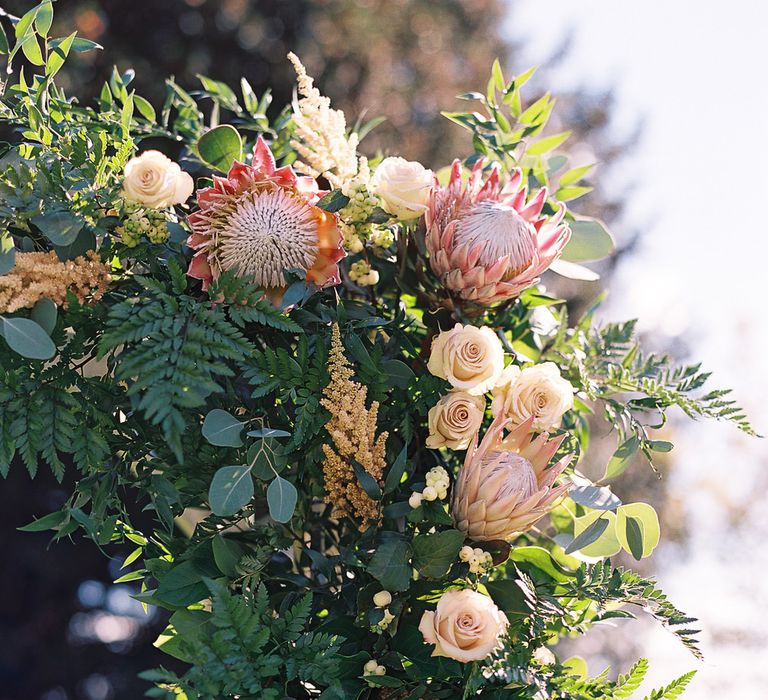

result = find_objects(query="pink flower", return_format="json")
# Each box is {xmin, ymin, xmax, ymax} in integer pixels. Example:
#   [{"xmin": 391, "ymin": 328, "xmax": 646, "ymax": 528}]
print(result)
[
  {"xmin": 187, "ymin": 136, "xmax": 345, "ymax": 293},
  {"xmin": 452, "ymin": 414, "xmax": 573, "ymax": 541},
  {"xmin": 425, "ymin": 159, "xmax": 570, "ymax": 305}
]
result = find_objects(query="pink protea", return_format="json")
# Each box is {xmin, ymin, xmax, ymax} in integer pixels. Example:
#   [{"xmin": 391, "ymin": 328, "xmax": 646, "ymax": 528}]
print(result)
[
  {"xmin": 425, "ymin": 159, "xmax": 570, "ymax": 305},
  {"xmin": 452, "ymin": 414, "xmax": 572, "ymax": 541},
  {"xmin": 187, "ymin": 136, "xmax": 345, "ymax": 293}
]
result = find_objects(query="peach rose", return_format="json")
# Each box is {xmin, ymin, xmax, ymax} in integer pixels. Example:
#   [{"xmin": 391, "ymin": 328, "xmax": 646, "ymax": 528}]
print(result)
[
  {"xmin": 370, "ymin": 156, "xmax": 433, "ymax": 220},
  {"xmin": 418, "ymin": 588, "xmax": 508, "ymax": 662},
  {"xmin": 122, "ymin": 150, "xmax": 194, "ymax": 208},
  {"xmin": 492, "ymin": 361, "xmax": 573, "ymax": 431},
  {"xmin": 426, "ymin": 391, "xmax": 485, "ymax": 450},
  {"xmin": 427, "ymin": 324, "xmax": 504, "ymax": 396}
]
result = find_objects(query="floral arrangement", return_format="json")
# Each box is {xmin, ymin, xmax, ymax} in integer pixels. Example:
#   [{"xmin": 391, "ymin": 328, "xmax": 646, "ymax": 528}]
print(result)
[{"xmin": 0, "ymin": 4, "xmax": 756, "ymax": 699}]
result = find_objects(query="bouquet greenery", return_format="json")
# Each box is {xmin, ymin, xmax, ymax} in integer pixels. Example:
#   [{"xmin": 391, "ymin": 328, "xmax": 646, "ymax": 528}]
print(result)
[{"xmin": 0, "ymin": 3, "xmax": 755, "ymax": 698}]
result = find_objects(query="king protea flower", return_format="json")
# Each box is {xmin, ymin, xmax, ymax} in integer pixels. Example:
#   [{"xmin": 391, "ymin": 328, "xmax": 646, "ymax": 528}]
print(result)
[
  {"xmin": 425, "ymin": 159, "xmax": 570, "ymax": 305},
  {"xmin": 452, "ymin": 414, "xmax": 572, "ymax": 541},
  {"xmin": 187, "ymin": 135, "xmax": 345, "ymax": 293}
]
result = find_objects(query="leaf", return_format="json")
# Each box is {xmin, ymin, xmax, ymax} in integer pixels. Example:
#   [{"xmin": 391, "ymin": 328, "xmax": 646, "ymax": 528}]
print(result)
[
  {"xmin": 202, "ymin": 408, "xmax": 244, "ymax": 447},
  {"xmin": 353, "ymin": 461, "xmax": 381, "ymax": 501},
  {"xmin": 212, "ymin": 534, "xmax": 241, "ymax": 577},
  {"xmin": 569, "ymin": 475, "xmax": 621, "ymax": 510},
  {"xmin": 368, "ymin": 539, "xmax": 412, "ymax": 592},
  {"xmin": 571, "ymin": 511, "xmax": 621, "ymax": 558},
  {"xmin": 30, "ymin": 298, "xmax": 57, "ymax": 335},
  {"xmin": 510, "ymin": 546, "xmax": 573, "ymax": 582},
  {"xmin": 549, "ymin": 259, "xmax": 599, "ymax": 281},
  {"xmin": 1, "ymin": 317, "xmax": 56, "ymax": 360},
  {"xmin": 155, "ymin": 561, "xmax": 207, "ymax": 607},
  {"xmin": 133, "ymin": 94, "xmax": 156, "ymax": 122},
  {"xmin": 382, "ymin": 359, "xmax": 415, "ymax": 389},
  {"xmin": 556, "ymin": 185, "xmax": 593, "ymax": 202},
  {"xmin": 565, "ymin": 516, "xmax": 610, "ymax": 554},
  {"xmin": 208, "ymin": 465, "xmax": 253, "ymax": 516},
  {"xmin": 197, "ymin": 124, "xmax": 243, "ymax": 172},
  {"xmin": 603, "ymin": 435, "xmax": 640, "ymax": 480},
  {"xmin": 648, "ymin": 440, "xmax": 674, "ymax": 453},
  {"xmin": 267, "ymin": 475, "xmax": 297, "ymax": 523},
  {"xmin": 383, "ymin": 445, "xmax": 408, "ymax": 495},
  {"xmin": 247, "ymin": 428, "xmax": 291, "ymax": 439},
  {"xmin": 411, "ymin": 529, "xmax": 464, "ymax": 578},
  {"xmin": 0, "ymin": 236, "xmax": 16, "ymax": 275},
  {"xmin": 31, "ymin": 210, "xmax": 84, "ymax": 246},
  {"xmin": 559, "ymin": 163, "xmax": 595, "ymax": 187},
  {"xmin": 561, "ymin": 218, "xmax": 615, "ymax": 263},
  {"xmin": 527, "ymin": 131, "xmax": 571, "ymax": 155},
  {"xmin": 485, "ymin": 579, "xmax": 530, "ymax": 619},
  {"xmin": 45, "ymin": 31, "xmax": 75, "ymax": 79},
  {"xmin": 50, "ymin": 37, "xmax": 102, "ymax": 53},
  {"xmin": 18, "ymin": 510, "xmax": 68, "ymax": 532},
  {"xmin": 616, "ymin": 503, "xmax": 660, "ymax": 559},
  {"xmin": 34, "ymin": 1, "xmax": 53, "ymax": 36},
  {"xmin": 317, "ymin": 190, "xmax": 350, "ymax": 212}
]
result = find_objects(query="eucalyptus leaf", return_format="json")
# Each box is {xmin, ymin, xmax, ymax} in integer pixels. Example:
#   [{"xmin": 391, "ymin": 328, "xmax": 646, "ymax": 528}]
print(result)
[
  {"xmin": 30, "ymin": 298, "xmax": 57, "ymax": 335},
  {"xmin": 1, "ymin": 317, "xmax": 56, "ymax": 360},
  {"xmin": 561, "ymin": 218, "xmax": 615, "ymax": 263},
  {"xmin": 603, "ymin": 435, "xmax": 640, "ymax": 480},
  {"xmin": 202, "ymin": 409, "xmax": 244, "ymax": 447},
  {"xmin": 267, "ymin": 475, "xmax": 297, "ymax": 523},
  {"xmin": 31, "ymin": 210, "xmax": 84, "ymax": 246},
  {"xmin": 208, "ymin": 465, "xmax": 253, "ymax": 516},
  {"xmin": 565, "ymin": 516, "xmax": 609, "ymax": 554}
]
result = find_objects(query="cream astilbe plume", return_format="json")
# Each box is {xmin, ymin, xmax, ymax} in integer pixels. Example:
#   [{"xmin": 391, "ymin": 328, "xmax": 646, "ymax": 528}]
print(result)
[
  {"xmin": 0, "ymin": 250, "xmax": 111, "ymax": 313},
  {"xmin": 287, "ymin": 52, "xmax": 361, "ymax": 188},
  {"xmin": 320, "ymin": 324, "xmax": 388, "ymax": 528}
]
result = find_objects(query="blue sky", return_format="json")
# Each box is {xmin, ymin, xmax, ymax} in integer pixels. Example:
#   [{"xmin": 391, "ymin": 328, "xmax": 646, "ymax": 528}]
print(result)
[{"xmin": 505, "ymin": 1, "xmax": 768, "ymax": 695}]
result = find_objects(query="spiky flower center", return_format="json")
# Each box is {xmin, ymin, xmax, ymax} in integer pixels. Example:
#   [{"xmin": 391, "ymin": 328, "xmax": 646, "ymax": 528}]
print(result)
[
  {"xmin": 455, "ymin": 201, "xmax": 537, "ymax": 277},
  {"xmin": 218, "ymin": 188, "xmax": 318, "ymax": 288},
  {"xmin": 483, "ymin": 451, "xmax": 538, "ymax": 501}
]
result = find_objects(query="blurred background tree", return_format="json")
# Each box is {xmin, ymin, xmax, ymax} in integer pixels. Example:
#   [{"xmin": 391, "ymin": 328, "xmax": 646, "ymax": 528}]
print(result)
[{"xmin": 0, "ymin": 1, "xmax": 641, "ymax": 698}]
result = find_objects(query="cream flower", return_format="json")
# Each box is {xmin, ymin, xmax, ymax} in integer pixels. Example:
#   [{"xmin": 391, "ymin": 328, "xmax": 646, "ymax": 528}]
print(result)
[
  {"xmin": 370, "ymin": 156, "xmax": 433, "ymax": 220},
  {"xmin": 426, "ymin": 391, "xmax": 485, "ymax": 450},
  {"xmin": 492, "ymin": 362, "xmax": 574, "ymax": 431},
  {"xmin": 122, "ymin": 150, "xmax": 194, "ymax": 208},
  {"xmin": 418, "ymin": 589, "xmax": 508, "ymax": 663},
  {"xmin": 427, "ymin": 324, "xmax": 504, "ymax": 396}
]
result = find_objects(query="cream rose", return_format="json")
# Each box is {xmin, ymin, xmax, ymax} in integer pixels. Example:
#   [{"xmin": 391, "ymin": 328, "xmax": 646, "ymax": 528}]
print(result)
[
  {"xmin": 370, "ymin": 156, "xmax": 433, "ymax": 220},
  {"xmin": 427, "ymin": 324, "xmax": 504, "ymax": 396},
  {"xmin": 493, "ymin": 361, "xmax": 574, "ymax": 431},
  {"xmin": 426, "ymin": 391, "xmax": 485, "ymax": 450},
  {"xmin": 122, "ymin": 150, "xmax": 194, "ymax": 208},
  {"xmin": 418, "ymin": 588, "xmax": 508, "ymax": 663}
]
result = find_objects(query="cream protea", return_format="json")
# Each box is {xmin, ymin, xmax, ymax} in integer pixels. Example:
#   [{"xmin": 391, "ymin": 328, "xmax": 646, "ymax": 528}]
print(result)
[
  {"xmin": 186, "ymin": 135, "xmax": 344, "ymax": 292},
  {"xmin": 425, "ymin": 159, "xmax": 571, "ymax": 305},
  {"xmin": 452, "ymin": 414, "xmax": 572, "ymax": 541}
]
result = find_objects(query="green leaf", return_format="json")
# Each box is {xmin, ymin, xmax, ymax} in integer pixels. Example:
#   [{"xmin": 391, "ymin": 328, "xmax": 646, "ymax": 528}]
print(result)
[
  {"xmin": 485, "ymin": 579, "xmax": 530, "ymax": 619},
  {"xmin": 648, "ymin": 440, "xmax": 674, "ymax": 453},
  {"xmin": 212, "ymin": 534, "xmax": 241, "ymax": 577},
  {"xmin": 616, "ymin": 503, "xmax": 660, "ymax": 559},
  {"xmin": 208, "ymin": 465, "xmax": 253, "ymax": 516},
  {"xmin": 383, "ymin": 359, "xmax": 415, "ymax": 389},
  {"xmin": 50, "ymin": 36, "xmax": 102, "ymax": 53},
  {"xmin": 559, "ymin": 163, "xmax": 595, "ymax": 187},
  {"xmin": 368, "ymin": 539, "xmax": 412, "ymax": 592},
  {"xmin": 562, "ymin": 218, "xmax": 615, "ymax": 263},
  {"xmin": 46, "ymin": 31, "xmax": 75, "ymax": 78},
  {"xmin": 527, "ymin": 131, "xmax": 571, "ymax": 155},
  {"xmin": 317, "ymin": 190, "xmax": 350, "ymax": 213},
  {"xmin": 510, "ymin": 546, "xmax": 573, "ymax": 582},
  {"xmin": 133, "ymin": 94, "xmax": 156, "ymax": 122},
  {"xmin": 202, "ymin": 408, "xmax": 244, "ymax": 447},
  {"xmin": 21, "ymin": 35, "xmax": 44, "ymax": 66},
  {"xmin": 18, "ymin": 510, "xmax": 67, "ymax": 532},
  {"xmin": 267, "ymin": 475, "xmax": 297, "ymax": 523},
  {"xmin": 603, "ymin": 435, "xmax": 640, "ymax": 480},
  {"xmin": 1, "ymin": 317, "xmax": 56, "ymax": 360},
  {"xmin": 411, "ymin": 529, "xmax": 464, "ymax": 578},
  {"xmin": 0, "ymin": 24, "xmax": 8, "ymax": 54},
  {"xmin": 353, "ymin": 461, "xmax": 381, "ymax": 501},
  {"xmin": 155, "ymin": 561, "xmax": 207, "ymax": 607},
  {"xmin": 571, "ymin": 511, "xmax": 621, "ymax": 558},
  {"xmin": 556, "ymin": 185, "xmax": 593, "ymax": 202},
  {"xmin": 197, "ymin": 124, "xmax": 243, "ymax": 172},
  {"xmin": 383, "ymin": 445, "xmax": 408, "ymax": 495},
  {"xmin": 34, "ymin": 1, "xmax": 53, "ymax": 36},
  {"xmin": 569, "ymin": 477, "xmax": 621, "ymax": 511},
  {"xmin": 0, "ymin": 236, "xmax": 15, "ymax": 275},
  {"xmin": 31, "ymin": 210, "xmax": 84, "ymax": 246},
  {"xmin": 30, "ymin": 298, "xmax": 57, "ymax": 335},
  {"xmin": 565, "ymin": 516, "xmax": 609, "ymax": 554}
]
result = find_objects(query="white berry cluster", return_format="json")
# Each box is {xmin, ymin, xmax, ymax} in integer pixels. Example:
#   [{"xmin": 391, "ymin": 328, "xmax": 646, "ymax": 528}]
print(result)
[
  {"xmin": 348, "ymin": 260, "xmax": 380, "ymax": 287},
  {"xmin": 115, "ymin": 199, "xmax": 171, "ymax": 247},
  {"xmin": 371, "ymin": 590, "xmax": 395, "ymax": 632},
  {"xmin": 363, "ymin": 659, "xmax": 387, "ymax": 683},
  {"xmin": 339, "ymin": 178, "xmax": 378, "ymax": 253},
  {"xmin": 408, "ymin": 466, "xmax": 450, "ymax": 508},
  {"xmin": 459, "ymin": 545, "xmax": 494, "ymax": 574}
]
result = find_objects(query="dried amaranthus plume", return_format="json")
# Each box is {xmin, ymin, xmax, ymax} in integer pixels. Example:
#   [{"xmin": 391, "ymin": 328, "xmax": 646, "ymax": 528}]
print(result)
[
  {"xmin": 0, "ymin": 250, "xmax": 111, "ymax": 313},
  {"xmin": 321, "ymin": 323, "xmax": 388, "ymax": 528},
  {"xmin": 287, "ymin": 52, "xmax": 361, "ymax": 189}
]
